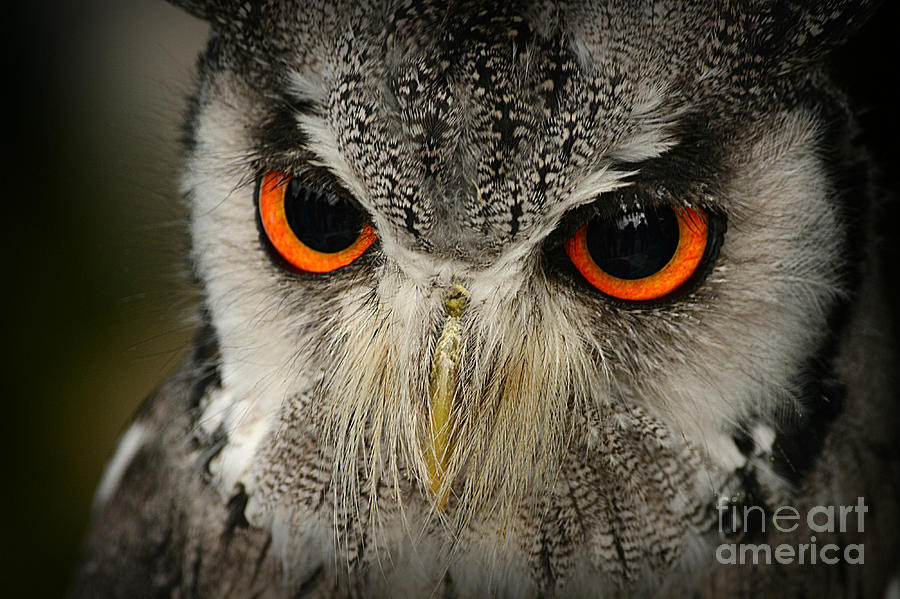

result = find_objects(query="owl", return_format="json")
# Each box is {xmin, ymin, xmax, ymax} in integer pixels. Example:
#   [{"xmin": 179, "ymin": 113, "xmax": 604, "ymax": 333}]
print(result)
[{"xmin": 71, "ymin": 1, "xmax": 899, "ymax": 597}]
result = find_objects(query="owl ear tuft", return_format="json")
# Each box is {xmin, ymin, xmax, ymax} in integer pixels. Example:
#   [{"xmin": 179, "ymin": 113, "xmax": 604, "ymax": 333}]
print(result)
[
  {"xmin": 166, "ymin": 0, "xmax": 232, "ymax": 22},
  {"xmin": 781, "ymin": 0, "xmax": 879, "ymax": 59},
  {"xmin": 721, "ymin": 0, "xmax": 879, "ymax": 72}
]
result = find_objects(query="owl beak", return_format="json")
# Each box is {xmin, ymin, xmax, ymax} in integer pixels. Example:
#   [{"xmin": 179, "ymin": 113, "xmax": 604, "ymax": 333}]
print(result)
[{"xmin": 425, "ymin": 284, "xmax": 469, "ymax": 511}]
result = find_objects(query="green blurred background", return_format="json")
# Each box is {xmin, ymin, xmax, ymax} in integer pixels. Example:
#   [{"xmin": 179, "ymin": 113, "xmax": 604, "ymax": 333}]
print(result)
[{"xmin": 4, "ymin": 2, "xmax": 898, "ymax": 598}]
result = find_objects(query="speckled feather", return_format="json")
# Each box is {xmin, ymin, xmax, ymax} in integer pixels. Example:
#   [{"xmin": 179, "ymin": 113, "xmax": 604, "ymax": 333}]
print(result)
[{"xmin": 71, "ymin": 1, "xmax": 898, "ymax": 598}]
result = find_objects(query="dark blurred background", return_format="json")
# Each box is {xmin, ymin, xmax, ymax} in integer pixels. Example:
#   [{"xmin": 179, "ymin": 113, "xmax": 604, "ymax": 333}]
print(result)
[
  {"xmin": 6, "ymin": 2, "xmax": 206, "ymax": 596},
  {"xmin": 3, "ymin": 2, "xmax": 898, "ymax": 598}
]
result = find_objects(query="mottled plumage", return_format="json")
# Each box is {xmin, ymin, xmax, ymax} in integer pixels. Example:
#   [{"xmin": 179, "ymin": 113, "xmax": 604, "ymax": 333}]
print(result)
[{"xmin": 72, "ymin": 1, "xmax": 899, "ymax": 597}]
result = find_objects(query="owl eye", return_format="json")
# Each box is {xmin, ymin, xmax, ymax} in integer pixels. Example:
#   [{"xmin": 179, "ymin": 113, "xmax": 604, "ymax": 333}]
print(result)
[
  {"xmin": 258, "ymin": 171, "xmax": 377, "ymax": 273},
  {"xmin": 564, "ymin": 206, "xmax": 708, "ymax": 302}
]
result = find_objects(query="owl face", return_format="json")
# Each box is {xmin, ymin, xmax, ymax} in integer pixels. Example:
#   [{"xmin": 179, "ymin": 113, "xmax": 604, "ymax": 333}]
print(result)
[{"xmin": 184, "ymin": 0, "xmax": 857, "ymax": 549}]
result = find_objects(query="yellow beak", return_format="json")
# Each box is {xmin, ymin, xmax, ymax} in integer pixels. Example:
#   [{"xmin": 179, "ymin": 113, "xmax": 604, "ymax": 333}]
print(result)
[{"xmin": 425, "ymin": 284, "xmax": 469, "ymax": 511}]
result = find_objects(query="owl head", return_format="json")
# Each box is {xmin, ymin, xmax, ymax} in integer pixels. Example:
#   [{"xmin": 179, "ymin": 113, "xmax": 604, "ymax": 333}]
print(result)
[{"xmin": 172, "ymin": 0, "xmax": 876, "ymax": 542}]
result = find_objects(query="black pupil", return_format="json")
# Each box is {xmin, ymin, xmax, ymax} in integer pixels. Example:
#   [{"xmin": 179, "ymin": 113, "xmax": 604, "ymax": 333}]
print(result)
[
  {"xmin": 585, "ymin": 207, "xmax": 680, "ymax": 279},
  {"xmin": 283, "ymin": 179, "xmax": 363, "ymax": 253}
]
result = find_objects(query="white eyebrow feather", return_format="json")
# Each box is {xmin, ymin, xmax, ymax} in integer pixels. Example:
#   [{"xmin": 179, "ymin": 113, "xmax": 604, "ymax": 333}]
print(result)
[
  {"xmin": 287, "ymin": 70, "xmax": 328, "ymax": 106},
  {"xmin": 288, "ymin": 69, "xmax": 373, "ymax": 209},
  {"xmin": 609, "ymin": 83, "xmax": 683, "ymax": 163},
  {"xmin": 562, "ymin": 166, "xmax": 637, "ymax": 210},
  {"xmin": 294, "ymin": 112, "xmax": 372, "ymax": 206}
]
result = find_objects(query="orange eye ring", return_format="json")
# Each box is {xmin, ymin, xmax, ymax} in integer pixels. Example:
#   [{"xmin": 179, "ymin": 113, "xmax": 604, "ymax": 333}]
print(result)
[
  {"xmin": 564, "ymin": 207, "xmax": 708, "ymax": 302},
  {"xmin": 258, "ymin": 171, "xmax": 376, "ymax": 273}
]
